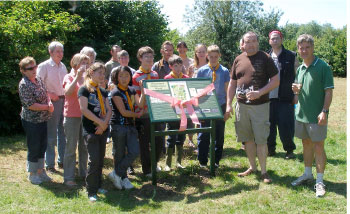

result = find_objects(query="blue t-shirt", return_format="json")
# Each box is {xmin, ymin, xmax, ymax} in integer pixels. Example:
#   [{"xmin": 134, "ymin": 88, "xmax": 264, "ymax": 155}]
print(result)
[{"xmin": 196, "ymin": 64, "xmax": 230, "ymax": 105}]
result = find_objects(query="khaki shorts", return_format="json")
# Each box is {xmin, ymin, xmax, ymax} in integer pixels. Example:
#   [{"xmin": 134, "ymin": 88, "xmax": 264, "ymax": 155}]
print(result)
[
  {"xmin": 234, "ymin": 102, "xmax": 270, "ymax": 144},
  {"xmin": 295, "ymin": 120, "xmax": 327, "ymax": 142}
]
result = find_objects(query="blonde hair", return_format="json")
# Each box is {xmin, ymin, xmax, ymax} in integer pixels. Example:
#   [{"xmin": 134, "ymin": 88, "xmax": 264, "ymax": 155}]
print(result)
[
  {"xmin": 207, "ymin": 45, "xmax": 221, "ymax": 54},
  {"xmin": 70, "ymin": 53, "xmax": 90, "ymax": 70},
  {"xmin": 84, "ymin": 62, "xmax": 106, "ymax": 92},
  {"xmin": 194, "ymin": 44, "xmax": 208, "ymax": 67},
  {"xmin": 297, "ymin": 34, "xmax": 314, "ymax": 47},
  {"xmin": 19, "ymin": 56, "xmax": 36, "ymax": 72}
]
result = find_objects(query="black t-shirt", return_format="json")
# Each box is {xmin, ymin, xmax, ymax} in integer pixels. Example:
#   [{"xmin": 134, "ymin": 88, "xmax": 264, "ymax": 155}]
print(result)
[
  {"xmin": 232, "ymin": 51, "xmax": 278, "ymax": 105},
  {"xmin": 78, "ymin": 86, "xmax": 109, "ymax": 134},
  {"xmin": 110, "ymin": 86, "xmax": 136, "ymax": 126}
]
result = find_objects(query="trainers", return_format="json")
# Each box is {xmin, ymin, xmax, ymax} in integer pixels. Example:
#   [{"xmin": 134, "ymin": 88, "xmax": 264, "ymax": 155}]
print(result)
[
  {"xmin": 199, "ymin": 164, "xmax": 207, "ymax": 168},
  {"xmin": 315, "ymin": 182, "xmax": 326, "ymax": 197},
  {"xmin": 156, "ymin": 165, "xmax": 162, "ymax": 172},
  {"xmin": 164, "ymin": 165, "xmax": 171, "ymax": 172},
  {"xmin": 176, "ymin": 163, "xmax": 185, "ymax": 169},
  {"xmin": 108, "ymin": 171, "xmax": 122, "ymax": 190},
  {"xmin": 121, "ymin": 178, "xmax": 134, "ymax": 190},
  {"xmin": 89, "ymin": 195, "xmax": 98, "ymax": 202},
  {"xmin": 214, "ymin": 163, "xmax": 219, "ymax": 168},
  {"xmin": 145, "ymin": 173, "xmax": 152, "ymax": 178},
  {"xmin": 285, "ymin": 151, "xmax": 296, "ymax": 159},
  {"xmin": 291, "ymin": 174, "xmax": 314, "ymax": 186},
  {"xmin": 97, "ymin": 188, "xmax": 108, "ymax": 194},
  {"xmin": 127, "ymin": 166, "xmax": 135, "ymax": 175},
  {"xmin": 39, "ymin": 170, "xmax": 52, "ymax": 182},
  {"xmin": 28, "ymin": 173, "xmax": 42, "ymax": 185}
]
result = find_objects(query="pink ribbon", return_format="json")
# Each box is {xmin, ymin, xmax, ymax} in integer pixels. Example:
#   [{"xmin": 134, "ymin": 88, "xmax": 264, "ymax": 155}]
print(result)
[{"xmin": 144, "ymin": 83, "xmax": 215, "ymax": 131}]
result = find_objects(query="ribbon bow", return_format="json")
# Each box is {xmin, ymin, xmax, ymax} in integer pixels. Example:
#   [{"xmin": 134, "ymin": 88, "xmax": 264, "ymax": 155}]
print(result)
[{"xmin": 144, "ymin": 83, "xmax": 215, "ymax": 131}]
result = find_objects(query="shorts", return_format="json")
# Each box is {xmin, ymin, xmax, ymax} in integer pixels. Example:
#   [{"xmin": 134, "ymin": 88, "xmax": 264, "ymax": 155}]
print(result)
[
  {"xmin": 234, "ymin": 102, "xmax": 270, "ymax": 144},
  {"xmin": 295, "ymin": 120, "xmax": 327, "ymax": 142}
]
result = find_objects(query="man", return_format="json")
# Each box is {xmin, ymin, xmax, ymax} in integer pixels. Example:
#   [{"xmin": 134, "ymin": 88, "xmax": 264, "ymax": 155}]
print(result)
[
  {"xmin": 108, "ymin": 50, "xmax": 136, "ymax": 86},
  {"xmin": 267, "ymin": 30, "xmax": 298, "ymax": 159},
  {"xmin": 105, "ymin": 45, "xmax": 121, "ymax": 81},
  {"xmin": 152, "ymin": 41, "xmax": 174, "ymax": 79},
  {"xmin": 37, "ymin": 41, "xmax": 67, "ymax": 173},
  {"xmin": 291, "ymin": 34, "xmax": 334, "ymax": 198},
  {"xmin": 225, "ymin": 32, "xmax": 279, "ymax": 183}
]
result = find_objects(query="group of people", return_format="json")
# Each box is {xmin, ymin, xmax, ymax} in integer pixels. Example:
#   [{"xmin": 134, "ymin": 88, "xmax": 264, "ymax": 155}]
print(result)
[{"xmin": 18, "ymin": 30, "xmax": 334, "ymax": 202}]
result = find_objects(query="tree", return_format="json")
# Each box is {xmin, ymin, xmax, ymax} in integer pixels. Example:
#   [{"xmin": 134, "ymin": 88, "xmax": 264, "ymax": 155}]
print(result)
[
  {"xmin": 0, "ymin": 1, "xmax": 82, "ymax": 135},
  {"xmin": 184, "ymin": 0, "xmax": 282, "ymax": 68}
]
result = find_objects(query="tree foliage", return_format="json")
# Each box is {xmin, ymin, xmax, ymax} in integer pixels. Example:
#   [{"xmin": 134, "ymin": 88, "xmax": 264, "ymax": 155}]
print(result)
[{"xmin": 184, "ymin": 0, "xmax": 282, "ymax": 68}]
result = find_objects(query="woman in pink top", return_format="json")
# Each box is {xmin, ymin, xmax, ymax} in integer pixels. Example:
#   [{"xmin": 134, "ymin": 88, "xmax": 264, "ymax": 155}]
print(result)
[{"xmin": 63, "ymin": 53, "xmax": 90, "ymax": 186}]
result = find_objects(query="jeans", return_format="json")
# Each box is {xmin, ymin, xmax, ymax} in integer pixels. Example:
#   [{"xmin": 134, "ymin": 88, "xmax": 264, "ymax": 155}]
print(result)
[
  {"xmin": 45, "ymin": 98, "xmax": 66, "ymax": 168},
  {"xmin": 63, "ymin": 117, "xmax": 88, "ymax": 182},
  {"xmin": 21, "ymin": 119, "xmax": 47, "ymax": 172},
  {"xmin": 111, "ymin": 125, "xmax": 140, "ymax": 178},
  {"xmin": 197, "ymin": 104, "xmax": 226, "ymax": 165},
  {"xmin": 166, "ymin": 122, "xmax": 185, "ymax": 148},
  {"xmin": 85, "ymin": 132, "xmax": 107, "ymax": 196},
  {"xmin": 136, "ymin": 118, "xmax": 164, "ymax": 175},
  {"xmin": 267, "ymin": 100, "xmax": 296, "ymax": 153}
]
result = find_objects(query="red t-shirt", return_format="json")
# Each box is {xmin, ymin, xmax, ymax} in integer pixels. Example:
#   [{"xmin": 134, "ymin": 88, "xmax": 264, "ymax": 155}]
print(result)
[{"xmin": 164, "ymin": 73, "xmax": 189, "ymax": 79}]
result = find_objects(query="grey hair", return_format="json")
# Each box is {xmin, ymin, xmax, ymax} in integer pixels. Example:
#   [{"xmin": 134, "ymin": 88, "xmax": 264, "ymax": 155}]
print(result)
[
  {"xmin": 80, "ymin": 46, "xmax": 97, "ymax": 59},
  {"xmin": 297, "ymin": 34, "xmax": 314, "ymax": 47},
  {"xmin": 241, "ymin": 31, "xmax": 259, "ymax": 44},
  {"xmin": 48, "ymin": 41, "xmax": 64, "ymax": 53}
]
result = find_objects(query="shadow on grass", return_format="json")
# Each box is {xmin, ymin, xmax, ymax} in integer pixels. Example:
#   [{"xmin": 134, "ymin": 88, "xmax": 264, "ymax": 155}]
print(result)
[
  {"xmin": 0, "ymin": 135, "xmax": 26, "ymax": 155},
  {"xmin": 267, "ymin": 172, "xmax": 347, "ymax": 198}
]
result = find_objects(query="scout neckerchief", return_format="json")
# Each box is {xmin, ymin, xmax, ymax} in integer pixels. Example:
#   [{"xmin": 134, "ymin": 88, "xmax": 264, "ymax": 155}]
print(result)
[
  {"xmin": 208, "ymin": 63, "xmax": 219, "ymax": 82},
  {"xmin": 89, "ymin": 80, "xmax": 106, "ymax": 116},
  {"xmin": 117, "ymin": 84, "xmax": 134, "ymax": 112},
  {"xmin": 170, "ymin": 71, "xmax": 183, "ymax": 79},
  {"xmin": 139, "ymin": 66, "xmax": 151, "ymax": 80}
]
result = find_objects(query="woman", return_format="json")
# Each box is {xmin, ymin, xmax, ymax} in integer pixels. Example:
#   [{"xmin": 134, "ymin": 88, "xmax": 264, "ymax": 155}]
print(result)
[
  {"xmin": 187, "ymin": 44, "xmax": 208, "ymax": 148},
  {"xmin": 62, "ymin": 53, "xmax": 90, "ymax": 186},
  {"xmin": 176, "ymin": 41, "xmax": 194, "ymax": 76},
  {"xmin": 78, "ymin": 62, "xmax": 112, "ymax": 202},
  {"xmin": 18, "ymin": 56, "xmax": 54, "ymax": 184},
  {"xmin": 189, "ymin": 44, "xmax": 208, "ymax": 78}
]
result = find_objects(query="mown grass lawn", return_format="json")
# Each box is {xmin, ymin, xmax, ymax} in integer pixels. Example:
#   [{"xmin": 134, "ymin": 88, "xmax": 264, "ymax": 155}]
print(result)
[{"xmin": 0, "ymin": 78, "xmax": 346, "ymax": 214}]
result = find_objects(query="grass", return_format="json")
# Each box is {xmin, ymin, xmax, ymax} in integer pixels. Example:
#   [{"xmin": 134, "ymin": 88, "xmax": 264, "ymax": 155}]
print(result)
[{"xmin": 0, "ymin": 78, "xmax": 346, "ymax": 213}]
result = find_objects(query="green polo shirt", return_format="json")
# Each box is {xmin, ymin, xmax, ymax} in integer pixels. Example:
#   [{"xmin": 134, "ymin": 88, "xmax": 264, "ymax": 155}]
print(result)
[{"xmin": 295, "ymin": 56, "xmax": 334, "ymax": 124}]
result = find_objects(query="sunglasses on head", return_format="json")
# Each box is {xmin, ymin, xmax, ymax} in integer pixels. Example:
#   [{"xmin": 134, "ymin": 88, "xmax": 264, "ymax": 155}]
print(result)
[{"xmin": 24, "ymin": 65, "xmax": 37, "ymax": 71}]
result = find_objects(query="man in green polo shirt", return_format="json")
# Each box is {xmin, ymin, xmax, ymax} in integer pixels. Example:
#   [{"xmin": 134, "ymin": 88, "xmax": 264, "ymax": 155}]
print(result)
[{"xmin": 291, "ymin": 34, "xmax": 334, "ymax": 198}]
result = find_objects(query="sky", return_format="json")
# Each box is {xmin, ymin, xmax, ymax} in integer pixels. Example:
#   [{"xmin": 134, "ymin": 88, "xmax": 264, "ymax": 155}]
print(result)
[{"xmin": 159, "ymin": 0, "xmax": 347, "ymax": 35}]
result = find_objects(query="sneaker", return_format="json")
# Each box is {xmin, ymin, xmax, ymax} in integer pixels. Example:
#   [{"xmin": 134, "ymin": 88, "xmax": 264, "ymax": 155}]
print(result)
[
  {"xmin": 285, "ymin": 151, "xmax": 296, "ymax": 159},
  {"xmin": 39, "ymin": 170, "xmax": 52, "ymax": 182},
  {"xmin": 145, "ymin": 173, "xmax": 152, "ymax": 178},
  {"xmin": 89, "ymin": 195, "xmax": 98, "ymax": 202},
  {"xmin": 28, "ymin": 173, "xmax": 42, "ymax": 185},
  {"xmin": 121, "ymin": 178, "xmax": 134, "ymax": 190},
  {"xmin": 176, "ymin": 163, "xmax": 185, "ymax": 169},
  {"xmin": 97, "ymin": 188, "xmax": 108, "ymax": 194},
  {"xmin": 199, "ymin": 164, "xmax": 207, "ymax": 168},
  {"xmin": 46, "ymin": 167, "xmax": 58, "ymax": 173},
  {"xmin": 315, "ymin": 182, "xmax": 326, "ymax": 197},
  {"xmin": 214, "ymin": 163, "xmax": 219, "ymax": 168},
  {"xmin": 164, "ymin": 165, "xmax": 171, "ymax": 172},
  {"xmin": 108, "ymin": 171, "xmax": 122, "ymax": 190},
  {"xmin": 156, "ymin": 165, "xmax": 162, "ymax": 172},
  {"xmin": 291, "ymin": 174, "xmax": 314, "ymax": 186},
  {"xmin": 127, "ymin": 166, "xmax": 135, "ymax": 175},
  {"xmin": 106, "ymin": 137, "xmax": 112, "ymax": 144}
]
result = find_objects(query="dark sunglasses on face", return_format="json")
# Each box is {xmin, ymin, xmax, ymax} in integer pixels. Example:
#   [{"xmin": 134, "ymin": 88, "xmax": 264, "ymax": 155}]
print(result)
[{"xmin": 24, "ymin": 65, "xmax": 37, "ymax": 71}]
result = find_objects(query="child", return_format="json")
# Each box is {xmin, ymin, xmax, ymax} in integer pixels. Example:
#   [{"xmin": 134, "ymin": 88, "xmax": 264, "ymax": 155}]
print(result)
[
  {"xmin": 78, "ymin": 62, "xmax": 112, "ymax": 202},
  {"xmin": 163, "ymin": 55, "xmax": 189, "ymax": 171},
  {"xmin": 132, "ymin": 46, "xmax": 163, "ymax": 177},
  {"xmin": 196, "ymin": 45, "xmax": 230, "ymax": 168},
  {"xmin": 108, "ymin": 66, "xmax": 144, "ymax": 189}
]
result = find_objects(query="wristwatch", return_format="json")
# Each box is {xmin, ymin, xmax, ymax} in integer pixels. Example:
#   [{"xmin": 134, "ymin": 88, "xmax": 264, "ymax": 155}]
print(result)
[{"xmin": 322, "ymin": 109, "xmax": 329, "ymax": 114}]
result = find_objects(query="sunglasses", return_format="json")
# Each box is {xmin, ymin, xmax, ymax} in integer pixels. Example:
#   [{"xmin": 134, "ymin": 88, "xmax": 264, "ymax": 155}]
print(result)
[{"xmin": 24, "ymin": 65, "xmax": 37, "ymax": 71}]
